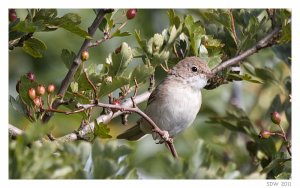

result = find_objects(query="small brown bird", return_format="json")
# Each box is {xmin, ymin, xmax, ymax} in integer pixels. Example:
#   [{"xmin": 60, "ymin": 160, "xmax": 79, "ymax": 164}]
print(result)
[{"xmin": 117, "ymin": 57, "xmax": 212, "ymax": 141}]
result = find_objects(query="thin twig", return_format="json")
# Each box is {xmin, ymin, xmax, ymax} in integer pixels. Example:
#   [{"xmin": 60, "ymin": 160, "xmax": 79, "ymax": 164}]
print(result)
[
  {"xmin": 55, "ymin": 91, "xmax": 151, "ymax": 143},
  {"xmin": 75, "ymin": 100, "xmax": 178, "ymax": 158},
  {"xmin": 8, "ymin": 91, "xmax": 151, "ymax": 140},
  {"xmin": 211, "ymin": 25, "xmax": 281, "ymax": 74},
  {"xmin": 160, "ymin": 63, "xmax": 169, "ymax": 72},
  {"xmin": 9, "ymin": 32, "xmax": 33, "ymax": 50},
  {"xmin": 266, "ymin": 9, "xmax": 276, "ymax": 29},
  {"xmin": 42, "ymin": 10, "xmax": 108, "ymax": 123},
  {"xmin": 277, "ymin": 123, "xmax": 292, "ymax": 156},
  {"xmin": 88, "ymin": 19, "xmax": 129, "ymax": 48},
  {"xmin": 82, "ymin": 60, "xmax": 98, "ymax": 99}
]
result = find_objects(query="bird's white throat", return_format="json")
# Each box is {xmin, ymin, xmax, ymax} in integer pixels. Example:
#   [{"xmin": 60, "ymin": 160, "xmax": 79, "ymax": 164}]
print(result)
[{"xmin": 185, "ymin": 75, "xmax": 208, "ymax": 90}]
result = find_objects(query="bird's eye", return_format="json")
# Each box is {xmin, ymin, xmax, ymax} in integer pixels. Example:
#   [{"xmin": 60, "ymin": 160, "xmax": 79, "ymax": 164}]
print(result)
[{"xmin": 191, "ymin": 66, "xmax": 198, "ymax": 72}]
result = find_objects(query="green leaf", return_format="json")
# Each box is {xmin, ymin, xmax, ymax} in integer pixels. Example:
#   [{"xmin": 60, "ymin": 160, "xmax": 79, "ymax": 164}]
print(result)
[
  {"xmin": 255, "ymin": 137, "xmax": 278, "ymax": 157},
  {"xmin": 131, "ymin": 64, "xmax": 155, "ymax": 84},
  {"xmin": 77, "ymin": 72, "xmax": 101, "ymax": 91},
  {"xmin": 131, "ymin": 47, "xmax": 144, "ymax": 58},
  {"xmin": 32, "ymin": 9, "xmax": 58, "ymax": 22},
  {"xmin": 12, "ymin": 20, "xmax": 39, "ymax": 33},
  {"xmin": 9, "ymin": 96, "xmax": 25, "ymax": 115},
  {"xmin": 208, "ymin": 118, "xmax": 242, "ymax": 132},
  {"xmin": 23, "ymin": 38, "xmax": 47, "ymax": 58},
  {"xmin": 135, "ymin": 30, "xmax": 148, "ymax": 52},
  {"xmin": 58, "ymin": 22, "xmax": 91, "ymax": 39},
  {"xmin": 266, "ymin": 94, "xmax": 282, "ymax": 119},
  {"xmin": 61, "ymin": 49, "xmax": 76, "ymax": 69},
  {"xmin": 46, "ymin": 13, "xmax": 90, "ymax": 39},
  {"xmin": 243, "ymin": 62, "xmax": 256, "ymax": 75},
  {"xmin": 111, "ymin": 30, "xmax": 131, "ymax": 38},
  {"xmin": 70, "ymin": 82, "xmax": 78, "ymax": 93},
  {"xmin": 166, "ymin": 24, "xmax": 183, "ymax": 48},
  {"xmin": 255, "ymin": 67, "xmax": 278, "ymax": 83},
  {"xmin": 207, "ymin": 105, "xmax": 257, "ymax": 136},
  {"xmin": 115, "ymin": 145, "xmax": 133, "ymax": 157},
  {"xmin": 146, "ymin": 33, "xmax": 164, "ymax": 54},
  {"xmin": 167, "ymin": 9, "xmax": 181, "ymax": 28},
  {"xmin": 94, "ymin": 120, "xmax": 112, "ymax": 139},
  {"xmin": 207, "ymin": 53, "xmax": 222, "ymax": 69},
  {"xmin": 276, "ymin": 172, "xmax": 291, "ymax": 179},
  {"xmin": 184, "ymin": 15, "xmax": 206, "ymax": 56},
  {"xmin": 61, "ymin": 13, "xmax": 81, "ymax": 25},
  {"xmin": 125, "ymin": 169, "xmax": 138, "ymax": 179},
  {"xmin": 19, "ymin": 122, "xmax": 54, "ymax": 144},
  {"xmin": 108, "ymin": 42, "xmax": 133, "ymax": 76},
  {"xmin": 227, "ymin": 73, "xmax": 263, "ymax": 84},
  {"xmin": 99, "ymin": 76, "xmax": 130, "ymax": 98},
  {"xmin": 207, "ymin": 36, "xmax": 223, "ymax": 48},
  {"xmin": 278, "ymin": 23, "xmax": 291, "ymax": 44},
  {"xmin": 98, "ymin": 17, "xmax": 107, "ymax": 32},
  {"xmin": 261, "ymin": 158, "xmax": 289, "ymax": 174},
  {"xmin": 9, "ymin": 31, "xmax": 26, "ymax": 42}
]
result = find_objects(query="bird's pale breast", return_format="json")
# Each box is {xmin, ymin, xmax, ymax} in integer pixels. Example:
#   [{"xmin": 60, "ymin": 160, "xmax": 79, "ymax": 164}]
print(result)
[{"xmin": 140, "ymin": 82, "xmax": 202, "ymax": 138}]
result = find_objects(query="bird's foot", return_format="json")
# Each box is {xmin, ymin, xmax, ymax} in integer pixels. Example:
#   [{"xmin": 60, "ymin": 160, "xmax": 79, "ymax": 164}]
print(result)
[{"xmin": 153, "ymin": 130, "xmax": 172, "ymax": 144}]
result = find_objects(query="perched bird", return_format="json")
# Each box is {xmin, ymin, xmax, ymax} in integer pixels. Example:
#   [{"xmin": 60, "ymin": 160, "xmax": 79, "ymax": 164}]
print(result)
[{"xmin": 117, "ymin": 56, "xmax": 212, "ymax": 142}]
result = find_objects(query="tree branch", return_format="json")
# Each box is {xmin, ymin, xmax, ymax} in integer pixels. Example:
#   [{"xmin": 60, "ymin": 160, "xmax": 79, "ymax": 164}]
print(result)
[
  {"xmin": 54, "ymin": 91, "xmax": 152, "ymax": 143},
  {"xmin": 59, "ymin": 93, "xmax": 178, "ymax": 158},
  {"xmin": 9, "ymin": 124, "xmax": 24, "ymax": 139},
  {"xmin": 42, "ymin": 10, "xmax": 108, "ymax": 123},
  {"xmin": 211, "ymin": 25, "xmax": 281, "ymax": 74}
]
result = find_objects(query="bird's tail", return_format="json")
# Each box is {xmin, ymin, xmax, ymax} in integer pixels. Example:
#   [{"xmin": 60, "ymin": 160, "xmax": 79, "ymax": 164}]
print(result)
[{"xmin": 116, "ymin": 124, "xmax": 145, "ymax": 141}]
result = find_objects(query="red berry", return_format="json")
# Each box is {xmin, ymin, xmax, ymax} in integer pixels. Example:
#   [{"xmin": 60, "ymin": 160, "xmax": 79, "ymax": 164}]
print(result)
[
  {"xmin": 16, "ymin": 80, "xmax": 21, "ymax": 93},
  {"xmin": 37, "ymin": 85, "xmax": 46, "ymax": 96},
  {"xmin": 47, "ymin": 84, "xmax": 55, "ymax": 94},
  {"xmin": 28, "ymin": 88, "xmax": 36, "ymax": 100},
  {"xmin": 27, "ymin": 72, "xmax": 36, "ymax": 82},
  {"xmin": 9, "ymin": 9, "xmax": 17, "ymax": 22},
  {"xmin": 81, "ymin": 51, "xmax": 89, "ymax": 61},
  {"xmin": 259, "ymin": 130, "xmax": 273, "ymax": 139},
  {"xmin": 33, "ymin": 97, "xmax": 42, "ymax": 107},
  {"xmin": 111, "ymin": 99, "xmax": 121, "ymax": 112},
  {"xmin": 271, "ymin": 112, "xmax": 281, "ymax": 125},
  {"xmin": 126, "ymin": 9, "xmax": 137, "ymax": 20}
]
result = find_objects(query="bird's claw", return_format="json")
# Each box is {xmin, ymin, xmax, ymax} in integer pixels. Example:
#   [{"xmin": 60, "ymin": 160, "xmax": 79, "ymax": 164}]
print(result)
[{"xmin": 153, "ymin": 129, "xmax": 172, "ymax": 144}]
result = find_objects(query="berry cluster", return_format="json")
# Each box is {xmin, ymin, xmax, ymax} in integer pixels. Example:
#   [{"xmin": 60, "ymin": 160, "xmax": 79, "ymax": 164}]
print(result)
[
  {"xmin": 258, "ymin": 112, "xmax": 282, "ymax": 139},
  {"xmin": 17, "ymin": 72, "xmax": 55, "ymax": 108},
  {"xmin": 258, "ymin": 111, "xmax": 291, "ymax": 156}
]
